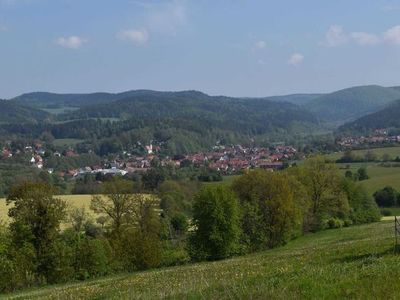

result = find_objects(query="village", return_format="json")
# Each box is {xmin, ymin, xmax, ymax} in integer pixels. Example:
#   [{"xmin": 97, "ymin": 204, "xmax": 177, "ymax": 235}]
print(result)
[
  {"xmin": 1, "ymin": 142, "xmax": 299, "ymax": 179},
  {"xmin": 336, "ymin": 128, "xmax": 400, "ymax": 147}
]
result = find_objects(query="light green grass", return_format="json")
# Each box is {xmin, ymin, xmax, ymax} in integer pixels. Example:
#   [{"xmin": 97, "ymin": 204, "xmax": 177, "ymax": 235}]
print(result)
[
  {"xmin": 337, "ymin": 162, "xmax": 400, "ymax": 196},
  {"xmin": 5, "ymin": 220, "xmax": 400, "ymax": 299},
  {"xmin": 53, "ymin": 139, "xmax": 84, "ymax": 147},
  {"xmin": 326, "ymin": 146, "xmax": 400, "ymax": 161}
]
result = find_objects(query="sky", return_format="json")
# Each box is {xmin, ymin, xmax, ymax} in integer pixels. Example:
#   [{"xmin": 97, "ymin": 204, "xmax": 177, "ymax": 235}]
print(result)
[{"xmin": 1, "ymin": 0, "xmax": 400, "ymax": 98}]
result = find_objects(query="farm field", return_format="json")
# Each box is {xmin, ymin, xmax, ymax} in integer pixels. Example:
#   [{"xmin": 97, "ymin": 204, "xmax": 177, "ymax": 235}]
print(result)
[
  {"xmin": 325, "ymin": 146, "xmax": 400, "ymax": 161},
  {"xmin": 0, "ymin": 195, "xmax": 93, "ymax": 223},
  {"xmin": 5, "ymin": 220, "xmax": 400, "ymax": 299}
]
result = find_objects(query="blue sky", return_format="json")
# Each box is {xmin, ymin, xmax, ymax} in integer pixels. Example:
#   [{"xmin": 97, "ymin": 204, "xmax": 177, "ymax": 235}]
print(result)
[{"xmin": 1, "ymin": 0, "xmax": 400, "ymax": 98}]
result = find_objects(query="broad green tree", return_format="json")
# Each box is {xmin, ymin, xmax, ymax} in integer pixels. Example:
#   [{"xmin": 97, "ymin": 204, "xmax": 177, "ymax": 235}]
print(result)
[
  {"xmin": 7, "ymin": 182, "xmax": 67, "ymax": 283},
  {"xmin": 189, "ymin": 185, "xmax": 241, "ymax": 261}
]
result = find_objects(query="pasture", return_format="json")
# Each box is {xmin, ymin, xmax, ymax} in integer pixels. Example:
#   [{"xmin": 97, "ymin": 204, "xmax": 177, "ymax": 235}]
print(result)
[
  {"xmin": 326, "ymin": 146, "xmax": 400, "ymax": 161},
  {"xmin": 5, "ymin": 220, "xmax": 400, "ymax": 299},
  {"xmin": 336, "ymin": 162, "xmax": 400, "ymax": 196}
]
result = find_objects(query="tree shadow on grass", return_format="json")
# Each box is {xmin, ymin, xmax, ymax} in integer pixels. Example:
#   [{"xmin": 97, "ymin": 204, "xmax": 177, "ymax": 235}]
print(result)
[{"xmin": 337, "ymin": 248, "xmax": 394, "ymax": 265}]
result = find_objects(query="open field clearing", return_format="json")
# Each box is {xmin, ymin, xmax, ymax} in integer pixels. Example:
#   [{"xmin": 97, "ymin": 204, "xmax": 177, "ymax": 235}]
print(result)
[
  {"xmin": 4, "ymin": 220, "xmax": 400, "ymax": 299},
  {"xmin": 325, "ymin": 146, "xmax": 400, "ymax": 161},
  {"xmin": 336, "ymin": 162, "xmax": 400, "ymax": 196},
  {"xmin": 0, "ymin": 195, "xmax": 93, "ymax": 223}
]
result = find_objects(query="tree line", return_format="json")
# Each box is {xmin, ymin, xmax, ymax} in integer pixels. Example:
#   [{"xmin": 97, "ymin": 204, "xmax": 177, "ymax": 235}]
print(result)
[{"xmin": 0, "ymin": 157, "xmax": 380, "ymax": 293}]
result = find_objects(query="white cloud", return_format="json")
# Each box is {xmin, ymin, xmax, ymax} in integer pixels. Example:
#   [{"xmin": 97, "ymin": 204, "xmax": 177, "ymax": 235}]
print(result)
[
  {"xmin": 288, "ymin": 53, "xmax": 304, "ymax": 66},
  {"xmin": 254, "ymin": 40, "xmax": 266, "ymax": 49},
  {"xmin": 56, "ymin": 36, "xmax": 86, "ymax": 49},
  {"xmin": 324, "ymin": 25, "xmax": 348, "ymax": 47},
  {"xmin": 351, "ymin": 32, "xmax": 380, "ymax": 46},
  {"xmin": 117, "ymin": 28, "xmax": 149, "ymax": 45},
  {"xmin": 384, "ymin": 25, "xmax": 400, "ymax": 45}
]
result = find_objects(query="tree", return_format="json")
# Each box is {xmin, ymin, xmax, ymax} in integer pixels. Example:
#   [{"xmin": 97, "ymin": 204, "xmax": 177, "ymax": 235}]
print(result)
[
  {"xmin": 345, "ymin": 170, "xmax": 353, "ymax": 179},
  {"xmin": 6, "ymin": 182, "xmax": 67, "ymax": 283},
  {"xmin": 374, "ymin": 186, "xmax": 399, "ymax": 207},
  {"xmin": 189, "ymin": 185, "xmax": 241, "ymax": 261},
  {"xmin": 90, "ymin": 177, "xmax": 135, "ymax": 236},
  {"xmin": 119, "ymin": 195, "xmax": 163, "ymax": 270},
  {"xmin": 295, "ymin": 156, "xmax": 349, "ymax": 231},
  {"xmin": 357, "ymin": 167, "xmax": 369, "ymax": 181},
  {"xmin": 232, "ymin": 170, "xmax": 299, "ymax": 251},
  {"xmin": 342, "ymin": 179, "xmax": 380, "ymax": 224}
]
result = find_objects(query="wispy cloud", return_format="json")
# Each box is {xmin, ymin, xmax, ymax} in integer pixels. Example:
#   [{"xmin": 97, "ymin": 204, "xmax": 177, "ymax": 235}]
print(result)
[
  {"xmin": 56, "ymin": 36, "xmax": 87, "ymax": 49},
  {"xmin": 322, "ymin": 25, "xmax": 400, "ymax": 47},
  {"xmin": 288, "ymin": 53, "xmax": 304, "ymax": 66},
  {"xmin": 384, "ymin": 25, "xmax": 400, "ymax": 45},
  {"xmin": 254, "ymin": 40, "xmax": 266, "ymax": 50},
  {"xmin": 323, "ymin": 25, "xmax": 348, "ymax": 47},
  {"xmin": 0, "ymin": 25, "xmax": 7, "ymax": 32},
  {"xmin": 117, "ymin": 28, "xmax": 149, "ymax": 46},
  {"xmin": 351, "ymin": 32, "xmax": 380, "ymax": 46}
]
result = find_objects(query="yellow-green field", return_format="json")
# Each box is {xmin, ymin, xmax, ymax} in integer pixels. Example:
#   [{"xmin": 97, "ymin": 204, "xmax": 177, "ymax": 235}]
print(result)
[{"xmin": 0, "ymin": 195, "xmax": 93, "ymax": 224}]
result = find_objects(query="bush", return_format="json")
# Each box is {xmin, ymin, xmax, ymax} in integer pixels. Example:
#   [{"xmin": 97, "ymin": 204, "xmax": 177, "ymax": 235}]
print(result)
[
  {"xmin": 327, "ymin": 217, "xmax": 344, "ymax": 229},
  {"xmin": 381, "ymin": 208, "xmax": 392, "ymax": 216},
  {"xmin": 374, "ymin": 186, "xmax": 399, "ymax": 207}
]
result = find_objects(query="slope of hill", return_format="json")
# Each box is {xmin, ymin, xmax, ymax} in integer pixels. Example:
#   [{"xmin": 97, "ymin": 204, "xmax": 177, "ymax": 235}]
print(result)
[
  {"xmin": 7, "ymin": 220, "xmax": 398, "ymax": 299},
  {"xmin": 338, "ymin": 99, "xmax": 400, "ymax": 135},
  {"xmin": 1, "ymin": 91, "xmax": 322, "ymax": 154},
  {"xmin": 11, "ymin": 90, "xmax": 210, "ymax": 110},
  {"xmin": 0, "ymin": 100, "xmax": 50, "ymax": 124},
  {"xmin": 265, "ymin": 93, "xmax": 324, "ymax": 105},
  {"xmin": 305, "ymin": 85, "xmax": 400, "ymax": 124}
]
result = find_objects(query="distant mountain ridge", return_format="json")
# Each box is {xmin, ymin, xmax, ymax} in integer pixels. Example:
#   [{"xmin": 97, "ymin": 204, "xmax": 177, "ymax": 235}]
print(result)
[
  {"xmin": 338, "ymin": 99, "xmax": 400, "ymax": 135},
  {"xmin": 304, "ymin": 85, "xmax": 400, "ymax": 124},
  {"xmin": 0, "ymin": 100, "xmax": 50, "ymax": 124},
  {"xmin": 9, "ymin": 85, "xmax": 400, "ymax": 127}
]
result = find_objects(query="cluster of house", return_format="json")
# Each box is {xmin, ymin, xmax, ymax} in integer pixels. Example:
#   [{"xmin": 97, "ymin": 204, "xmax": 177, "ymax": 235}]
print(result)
[
  {"xmin": 337, "ymin": 129, "xmax": 400, "ymax": 147},
  {"xmin": 1, "ymin": 141, "xmax": 298, "ymax": 178},
  {"xmin": 183, "ymin": 145, "xmax": 297, "ymax": 174}
]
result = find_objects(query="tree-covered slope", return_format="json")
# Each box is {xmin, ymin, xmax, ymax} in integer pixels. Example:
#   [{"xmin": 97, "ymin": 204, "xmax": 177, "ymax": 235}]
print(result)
[
  {"xmin": 60, "ymin": 91, "xmax": 319, "ymax": 136},
  {"xmin": 305, "ymin": 85, "xmax": 400, "ymax": 124},
  {"xmin": 6, "ymin": 221, "xmax": 398, "ymax": 299},
  {"xmin": 264, "ymin": 93, "xmax": 324, "ymax": 105},
  {"xmin": 0, "ymin": 100, "xmax": 50, "ymax": 124},
  {"xmin": 338, "ymin": 99, "xmax": 400, "ymax": 135}
]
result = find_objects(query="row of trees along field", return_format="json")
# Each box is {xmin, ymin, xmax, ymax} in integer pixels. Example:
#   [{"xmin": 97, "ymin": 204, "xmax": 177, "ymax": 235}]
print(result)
[{"xmin": 0, "ymin": 157, "xmax": 380, "ymax": 293}]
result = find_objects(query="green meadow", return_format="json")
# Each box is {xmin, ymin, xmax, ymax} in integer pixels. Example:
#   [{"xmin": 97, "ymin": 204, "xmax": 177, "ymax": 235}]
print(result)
[{"xmin": 5, "ymin": 220, "xmax": 400, "ymax": 299}]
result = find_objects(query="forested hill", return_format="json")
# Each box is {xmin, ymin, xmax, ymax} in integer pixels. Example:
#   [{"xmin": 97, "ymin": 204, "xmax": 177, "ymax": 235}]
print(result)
[
  {"xmin": 337, "ymin": 99, "xmax": 400, "ymax": 135},
  {"xmin": 11, "ymin": 90, "xmax": 211, "ymax": 109},
  {"xmin": 1, "ymin": 91, "xmax": 321, "ymax": 155},
  {"xmin": 0, "ymin": 100, "xmax": 51, "ymax": 124},
  {"xmin": 304, "ymin": 85, "xmax": 400, "ymax": 124}
]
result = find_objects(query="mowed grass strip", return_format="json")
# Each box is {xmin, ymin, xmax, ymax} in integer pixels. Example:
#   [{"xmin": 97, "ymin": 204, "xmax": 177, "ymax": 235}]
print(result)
[{"xmin": 4, "ymin": 220, "xmax": 400, "ymax": 300}]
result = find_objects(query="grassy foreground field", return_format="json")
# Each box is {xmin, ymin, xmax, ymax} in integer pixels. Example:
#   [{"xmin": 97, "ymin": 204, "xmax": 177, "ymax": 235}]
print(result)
[{"xmin": 4, "ymin": 220, "xmax": 400, "ymax": 299}]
